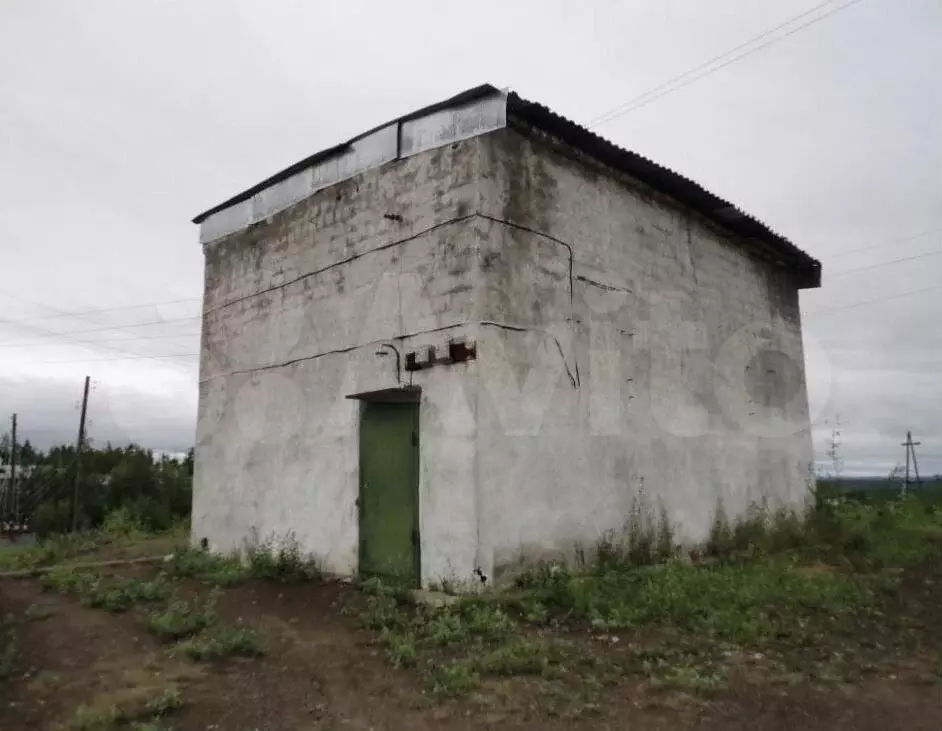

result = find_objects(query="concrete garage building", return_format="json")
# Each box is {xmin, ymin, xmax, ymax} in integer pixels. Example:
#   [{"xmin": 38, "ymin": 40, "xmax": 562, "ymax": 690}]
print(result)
[{"xmin": 192, "ymin": 84, "xmax": 821, "ymax": 587}]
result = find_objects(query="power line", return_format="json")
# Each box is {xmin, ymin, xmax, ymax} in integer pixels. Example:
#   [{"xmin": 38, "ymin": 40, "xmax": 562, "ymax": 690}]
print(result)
[
  {"xmin": 0, "ymin": 296, "xmax": 201, "ymax": 325},
  {"xmin": 589, "ymin": 0, "xmax": 838, "ymax": 127},
  {"xmin": 0, "ymin": 314, "xmax": 200, "ymax": 338},
  {"xmin": 0, "ymin": 315, "xmax": 200, "ymax": 364},
  {"xmin": 20, "ymin": 352, "xmax": 199, "ymax": 366},
  {"xmin": 828, "ymin": 248, "xmax": 942, "ymax": 278},
  {"xmin": 589, "ymin": 0, "xmax": 867, "ymax": 128},
  {"xmin": 0, "ymin": 292, "xmax": 199, "ymax": 362},
  {"xmin": 806, "ymin": 282, "xmax": 942, "ymax": 316},
  {"xmin": 0, "ymin": 330, "xmax": 202, "ymax": 349},
  {"xmin": 822, "ymin": 226, "xmax": 942, "ymax": 258}
]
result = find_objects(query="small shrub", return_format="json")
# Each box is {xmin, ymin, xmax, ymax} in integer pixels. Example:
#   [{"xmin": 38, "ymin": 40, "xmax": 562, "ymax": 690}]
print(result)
[
  {"xmin": 145, "ymin": 686, "xmax": 183, "ymax": 717},
  {"xmin": 649, "ymin": 662, "xmax": 728, "ymax": 695},
  {"xmin": 515, "ymin": 563, "xmax": 571, "ymax": 591},
  {"xmin": 132, "ymin": 577, "xmax": 170, "ymax": 602},
  {"xmin": 87, "ymin": 577, "xmax": 170, "ymax": 613},
  {"xmin": 42, "ymin": 568, "xmax": 169, "ymax": 613},
  {"xmin": 67, "ymin": 684, "xmax": 182, "ymax": 730},
  {"xmin": 595, "ymin": 534, "xmax": 624, "ymax": 574},
  {"xmin": 458, "ymin": 602, "xmax": 517, "ymax": 643},
  {"xmin": 177, "ymin": 626, "xmax": 263, "ymax": 661},
  {"xmin": 766, "ymin": 507, "xmax": 807, "ymax": 554},
  {"xmin": 384, "ymin": 631, "xmax": 418, "ymax": 668},
  {"xmin": 590, "ymin": 502, "xmax": 677, "ymax": 573},
  {"xmin": 246, "ymin": 535, "xmax": 322, "ymax": 583},
  {"xmin": 163, "ymin": 548, "xmax": 247, "ymax": 587},
  {"xmin": 358, "ymin": 580, "xmax": 411, "ymax": 632},
  {"xmin": 706, "ymin": 504, "xmax": 735, "ymax": 558},
  {"xmin": 427, "ymin": 578, "xmax": 459, "ymax": 595},
  {"xmin": 474, "ymin": 638, "xmax": 555, "ymax": 677},
  {"xmin": 41, "ymin": 566, "xmax": 96, "ymax": 595},
  {"xmin": 655, "ymin": 505, "xmax": 676, "ymax": 561},
  {"xmin": 101, "ymin": 507, "xmax": 147, "ymax": 540},
  {"xmin": 419, "ymin": 600, "xmax": 518, "ymax": 650},
  {"xmin": 148, "ymin": 593, "xmax": 218, "ymax": 641},
  {"xmin": 429, "ymin": 661, "xmax": 480, "ymax": 697},
  {"xmin": 425, "ymin": 611, "xmax": 469, "ymax": 647},
  {"xmin": 731, "ymin": 504, "xmax": 770, "ymax": 555}
]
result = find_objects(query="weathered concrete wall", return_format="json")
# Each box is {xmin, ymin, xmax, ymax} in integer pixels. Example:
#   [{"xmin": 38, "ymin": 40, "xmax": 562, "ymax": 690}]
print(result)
[
  {"xmin": 194, "ymin": 121, "xmax": 814, "ymax": 588},
  {"xmin": 472, "ymin": 128, "xmax": 813, "ymax": 581},
  {"xmin": 194, "ymin": 138, "xmax": 496, "ymax": 582}
]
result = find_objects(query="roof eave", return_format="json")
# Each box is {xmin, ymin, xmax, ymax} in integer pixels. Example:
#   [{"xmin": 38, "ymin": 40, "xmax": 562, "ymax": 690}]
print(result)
[{"xmin": 505, "ymin": 92, "xmax": 821, "ymax": 287}]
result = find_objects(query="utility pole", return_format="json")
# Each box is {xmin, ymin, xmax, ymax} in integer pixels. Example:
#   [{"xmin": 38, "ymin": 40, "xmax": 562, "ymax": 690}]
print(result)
[
  {"xmin": 901, "ymin": 431, "xmax": 922, "ymax": 496},
  {"xmin": 71, "ymin": 376, "xmax": 90, "ymax": 533},
  {"xmin": 10, "ymin": 413, "xmax": 17, "ymax": 530}
]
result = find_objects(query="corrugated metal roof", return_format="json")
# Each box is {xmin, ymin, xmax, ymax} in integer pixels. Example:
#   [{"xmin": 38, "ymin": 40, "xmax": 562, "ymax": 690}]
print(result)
[
  {"xmin": 192, "ymin": 85, "xmax": 498, "ymax": 225},
  {"xmin": 504, "ymin": 92, "xmax": 820, "ymax": 288},
  {"xmin": 193, "ymin": 84, "xmax": 820, "ymax": 288}
]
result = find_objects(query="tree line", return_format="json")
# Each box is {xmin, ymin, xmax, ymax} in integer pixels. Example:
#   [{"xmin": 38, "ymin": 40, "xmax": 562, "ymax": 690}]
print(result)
[{"xmin": 1, "ymin": 436, "xmax": 192, "ymax": 536}]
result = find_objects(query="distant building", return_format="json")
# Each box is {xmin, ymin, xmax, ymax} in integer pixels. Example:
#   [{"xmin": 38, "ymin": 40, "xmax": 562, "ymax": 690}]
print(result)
[{"xmin": 191, "ymin": 85, "xmax": 820, "ymax": 587}]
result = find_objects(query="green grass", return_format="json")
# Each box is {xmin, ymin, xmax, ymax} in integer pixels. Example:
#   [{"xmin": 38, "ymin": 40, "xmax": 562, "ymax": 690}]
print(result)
[
  {"xmin": 630, "ymin": 644, "xmax": 729, "ymax": 695},
  {"xmin": 354, "ymin": 491, "xmax": 942, "ymax": 701},
  {"xmin": 701, "ymin": 491, "xmax": 942, "ymax": 570},
  {"xmin": 511, "ymin": 559, "xmax": 872, "ymax": 644},
  {"xmin": 358, "ymin": 564, "xmax": 857, "ymax": 698},
  {"xmin": 144, "ymin": 686, "xmax": 183, "ymax": 717},
  {"xmin": 0, "ymin": 532, "xmax": 105, "ymax": 572},
  {"xmin": 41, "ymin": 568, "xmax": 170, "ymax": 613},
  {"xmin": 807, "ymin": 496, "xmax": 942, "ymax": 569},
  {"xmin": 176, "ymin": 625, "xmax": 264, "ymax": 661},
  {"xmin": 427, "ymin": 661, "xmax": 480, "ymax": 697},
  {"xmin": 473, "ymin": 638, "xmax": 560, "ymax": 677},
  {"xmin": 358, "ymin": 579, "xmax": 567, "ymax": 696},
  {"xmin": 160, "ymin": 547, "xmax": 248, "ymax": 587},
  {"xmin": 147, "ymin": 593, "xmax": 218, "ymax": 641},
  {"xmin": 648, "ymin": 662, "xmax": 728, "ymax": 695},
  {"xmin": 162, "ymin": 536, "xmax": 322, "ymax": 587},
  {"xmin": 384, "ymin": 630, "xmax": 418, "ymax": 668},
  {"xmin": 69, "ymin": 704, "xmax": 121, "ymax": 731},
  {"xmin": 68, "ymin": 685, "xmax": 183, "ymax": 730}
]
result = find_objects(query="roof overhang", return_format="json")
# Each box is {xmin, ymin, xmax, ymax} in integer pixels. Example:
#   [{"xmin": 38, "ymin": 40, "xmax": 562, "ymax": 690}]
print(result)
[{"xmin": 346, "ymin": 386, "xmax": 422, "ymax": 403}]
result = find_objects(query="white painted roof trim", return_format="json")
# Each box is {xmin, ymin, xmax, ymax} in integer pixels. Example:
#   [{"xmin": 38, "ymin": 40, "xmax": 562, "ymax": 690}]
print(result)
[{"xmin": 199, "ymin": 91, "xmax": 508, "ymax": 245}]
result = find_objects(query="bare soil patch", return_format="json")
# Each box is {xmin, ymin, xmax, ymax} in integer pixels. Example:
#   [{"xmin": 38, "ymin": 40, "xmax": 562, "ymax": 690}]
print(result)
[{"xmin": 2, "ymin": 558, "xmax": 940, "ymax": 730}]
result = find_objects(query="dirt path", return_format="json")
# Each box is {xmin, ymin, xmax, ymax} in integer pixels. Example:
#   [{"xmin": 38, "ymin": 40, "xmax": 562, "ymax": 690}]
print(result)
[
  {"xmin": 0, "ymin": 578, "xmax": 204, "ymax": 730},
  {"xmin": 2, "ymin": 572, "xmax": 940, "ymax": 730}
]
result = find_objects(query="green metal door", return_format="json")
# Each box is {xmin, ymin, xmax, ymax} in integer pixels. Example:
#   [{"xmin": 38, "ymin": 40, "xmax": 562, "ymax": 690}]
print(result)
[{"xmin": 358, "ymin": 401, "xmax": 420, "ymax": 586}]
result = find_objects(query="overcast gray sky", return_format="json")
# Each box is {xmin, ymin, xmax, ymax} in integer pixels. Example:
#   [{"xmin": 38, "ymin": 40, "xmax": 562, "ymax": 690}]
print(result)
[{"xmin": 0, "ymin": 0, "xmax": 939, "ymax": 476}]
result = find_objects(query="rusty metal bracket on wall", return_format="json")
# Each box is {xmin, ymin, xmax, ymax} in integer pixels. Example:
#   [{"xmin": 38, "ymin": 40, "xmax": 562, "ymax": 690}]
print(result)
[{"xmin": 404, "ymin": 338, "xmax": 477, "ymax": 372}]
